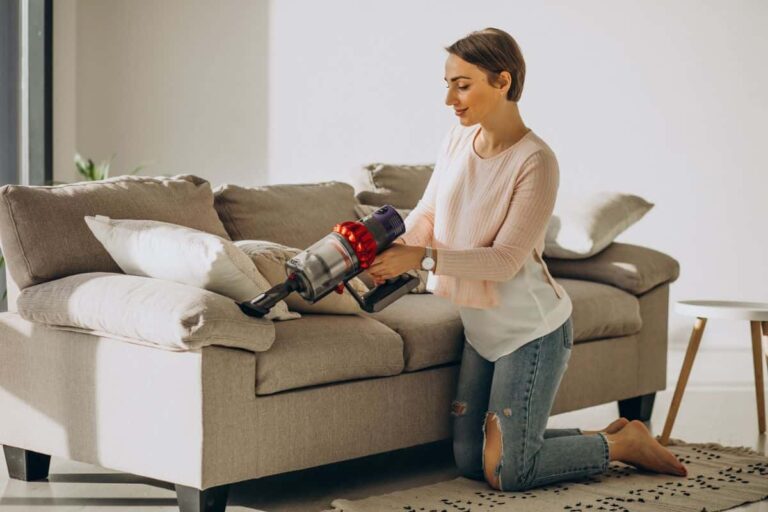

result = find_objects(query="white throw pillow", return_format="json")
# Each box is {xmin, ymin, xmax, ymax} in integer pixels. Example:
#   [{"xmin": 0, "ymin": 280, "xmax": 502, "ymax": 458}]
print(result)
[
  {"xmin": 84, "ymin": 215, "xmax": 300, "ymax": 321},
  {"xmin": 544, "ymin": 191, "xmax": 654, "ymax": 259},
  {"xmin": 353, "ymin": 203, "xmax": 429, "ymax": 294},
  {"xmin": 235, "ymin": 239, "xmax": 370, "ymax": 315}
]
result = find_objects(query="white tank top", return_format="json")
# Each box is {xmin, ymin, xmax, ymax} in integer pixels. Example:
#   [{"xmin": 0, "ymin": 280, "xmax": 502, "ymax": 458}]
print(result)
[{"xmin": 457, "ymin": 251, "xmax": 573, "ymax": 362}]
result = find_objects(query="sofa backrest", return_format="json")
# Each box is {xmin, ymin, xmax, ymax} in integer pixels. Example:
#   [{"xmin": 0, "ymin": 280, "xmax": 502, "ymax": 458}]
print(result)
[
  {"xmin": 0, "ymin": 174, "xmax": 229, "ymax": 292},
  {"xmin": 213, "ymin": 181, "xmax": 360, "ymax": 249}
]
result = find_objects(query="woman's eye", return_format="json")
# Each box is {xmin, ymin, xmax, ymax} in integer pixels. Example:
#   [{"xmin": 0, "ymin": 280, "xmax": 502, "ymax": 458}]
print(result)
[{"xmin": 458, "ymin": 86, "xmax": 469, "ymax": 90}]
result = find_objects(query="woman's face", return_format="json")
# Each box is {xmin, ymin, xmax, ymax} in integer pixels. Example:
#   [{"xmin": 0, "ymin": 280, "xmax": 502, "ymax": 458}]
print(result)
[{"xmin": 444, "ymin": 54, "xmax": 508, "ymax": 125}]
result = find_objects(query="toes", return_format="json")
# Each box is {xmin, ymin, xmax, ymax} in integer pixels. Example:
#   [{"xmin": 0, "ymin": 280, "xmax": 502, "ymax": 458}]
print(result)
[
  {"xmin": 669, "ymin": 461, "xmax": 687, "ymax": 476},
  {"xmin": 604, "ymin": 417, "xmax": 632, "ymax": 434},
  {"xmin": 672, "ymin": 457, "xmax": 688, "ymax": 476},
  {"xmin": 659, "ymin": 448, "xmax": 687, "ymax": 476},
  {"xmin": 631, "ymin": 437, "xmax": 689, "ymax": 477}
]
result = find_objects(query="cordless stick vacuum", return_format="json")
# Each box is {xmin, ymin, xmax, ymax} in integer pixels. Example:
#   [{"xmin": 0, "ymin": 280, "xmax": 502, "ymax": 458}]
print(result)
[{"xmin": 238, "ymin": 205, "xmax": 420, "ymax": 318}]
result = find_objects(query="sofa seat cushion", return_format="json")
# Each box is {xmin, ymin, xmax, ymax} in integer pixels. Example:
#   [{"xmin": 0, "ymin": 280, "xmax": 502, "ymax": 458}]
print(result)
[
  {"xmin": 360, "ymin": 293, "xmax": 465, "ymax": 372},
  {"xmin": 255, "ymin": 313, "xmax": 404, "ymax": 395},
  {"xmin": 558, "ymin": 278, "xmax": 642, "ymax": 341},
  {"xmin": 360, "ymin": 279, "xmax": 641, "ymax": 372}
]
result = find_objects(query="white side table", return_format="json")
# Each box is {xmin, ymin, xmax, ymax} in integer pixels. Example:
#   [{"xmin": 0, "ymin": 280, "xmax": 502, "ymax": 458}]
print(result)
[{"xmin": 660, "ymin": 300, "xmax": 768, "ymax": 446}]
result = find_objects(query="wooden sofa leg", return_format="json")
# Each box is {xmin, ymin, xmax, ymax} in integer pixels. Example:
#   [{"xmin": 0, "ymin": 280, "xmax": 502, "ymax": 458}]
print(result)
[
  {"xmin": 3, "ymin": 445, "xmax": 51, "ymax": 481},
  {"xmin": 175, "ymin": 483, "xmax": 230, "ymax": 512},
  {"xmin": 618, "ymin": 392, "xmax": 656, "ymax": 423}
]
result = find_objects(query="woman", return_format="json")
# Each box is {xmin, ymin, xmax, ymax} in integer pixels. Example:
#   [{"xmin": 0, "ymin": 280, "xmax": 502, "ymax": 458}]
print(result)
[{"xmin": 367, "ymin": 27, "xmax": 688, "ymax": 492}]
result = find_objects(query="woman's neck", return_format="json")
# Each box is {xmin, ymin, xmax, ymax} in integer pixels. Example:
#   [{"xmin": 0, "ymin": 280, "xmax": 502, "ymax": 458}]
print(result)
[{"xmin": 476, "ymin": 101, "xmax": 528, "ymax": 151}]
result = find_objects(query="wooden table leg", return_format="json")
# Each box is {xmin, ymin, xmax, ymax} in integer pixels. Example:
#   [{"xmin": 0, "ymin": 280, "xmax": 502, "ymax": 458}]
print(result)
[
  {"xmin": 660, "ymin": 317, "xmax": 707, "ymax": 446},
  {"xmin": 753, "ymin": 321, "xmax": 767, "ymax": 434},
  {"xmin": 763, "ymin": 322, "xmax": 768, "ymax": 371}
]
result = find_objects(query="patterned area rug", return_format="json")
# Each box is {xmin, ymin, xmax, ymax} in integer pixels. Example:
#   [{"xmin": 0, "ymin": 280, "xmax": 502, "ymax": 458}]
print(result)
[{"xmin": 325, "ymin": 438, "xmax": 768, "ymax": 512}]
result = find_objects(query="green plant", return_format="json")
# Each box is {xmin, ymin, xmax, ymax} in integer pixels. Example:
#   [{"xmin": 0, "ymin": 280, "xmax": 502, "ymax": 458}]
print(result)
[
  {"xmin": 75, "ymin": 153, "xmax": 144, "ymax": 181},
  {"xmin": 43, "ymin": 153, "xmax": 148, "ymax": 186}
]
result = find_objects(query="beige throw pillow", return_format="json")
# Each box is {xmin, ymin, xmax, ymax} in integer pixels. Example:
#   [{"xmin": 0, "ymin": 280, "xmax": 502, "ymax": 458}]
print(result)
[
  {"xmin": 84, "ymin": 215, "xmax": 300, "ymax": 321},
  {"xmin": 544, "ymin": 192, "xmax": 654, "ymax": 259},
  {"xmin": 234, "ymin": 240, "xmax": 370, "ymax": 315},
  {"xmin": 354, "ymin": 163, "xmax": 434, "ymax": 209},
  {"xmin": 213, "ymin": 181, "xmax": 360, "ymax": 251},
  {"xmin": 17, "ymin": 272, "xmax": 276, "ymax": 352},
  {"xmin": 353, "ymin": 204, "xmax": 430, "ymax": 294}
]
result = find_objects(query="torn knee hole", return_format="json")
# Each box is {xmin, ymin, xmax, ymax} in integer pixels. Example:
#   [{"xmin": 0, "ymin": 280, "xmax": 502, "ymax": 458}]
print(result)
[
  {"xmin": 483, "ymin": 413, "xmax": 504, "ymax": 489},
  {"xmin": 503, "ymin": 407, "xmax": 512, "ymax": 417},
  {"xmin": 451, "ymin": 400, "xmax": 467, "ymax": 416}
]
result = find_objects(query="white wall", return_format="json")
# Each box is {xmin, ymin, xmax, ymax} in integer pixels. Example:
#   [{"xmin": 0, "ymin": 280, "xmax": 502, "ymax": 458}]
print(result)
[
  {"xmin": 269, "ymin": 0, "xmax": 768, "ymax": 348},
  {"xmin": 53, "ymin": 0, "xmax": 76, "ymax": 185},
  {"xmin": 54, "ymin": 0, "xmax": 269, "ymax": 188},
  {"xmin": 56, "ymin": 0, "xmax": 768, "ymax": 349}
]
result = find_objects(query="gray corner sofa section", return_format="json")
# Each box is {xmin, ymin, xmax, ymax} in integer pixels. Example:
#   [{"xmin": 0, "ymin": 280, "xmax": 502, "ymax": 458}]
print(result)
[{"xmin": 0, "ymin": 173, "xmax": 679, "ymax": 512}]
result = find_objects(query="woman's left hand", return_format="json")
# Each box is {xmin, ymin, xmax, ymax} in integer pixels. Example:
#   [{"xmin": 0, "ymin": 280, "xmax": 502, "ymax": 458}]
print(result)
[{"xmin": 367, "ymin": 244, "xmax": 423, "ymax": 285}]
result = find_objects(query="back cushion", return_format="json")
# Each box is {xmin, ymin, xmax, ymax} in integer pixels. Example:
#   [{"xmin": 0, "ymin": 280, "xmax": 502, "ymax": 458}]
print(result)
[
  {"xmin": 355, "ymin": 163, "xmax": 434, "ymax": 208},
  {"xmin": 0, "ymin": 174, "xmax": 229, "ymax": 289},
  {"xmin": 213, "ymin": 181, "xmax": 360, "ymax": 249}
]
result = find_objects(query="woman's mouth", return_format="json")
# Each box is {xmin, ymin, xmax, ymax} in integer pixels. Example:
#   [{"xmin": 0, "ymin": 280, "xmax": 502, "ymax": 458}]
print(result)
[{"xmin": 455, "ymin": 108, "xmax": 468, "ymax": 116}]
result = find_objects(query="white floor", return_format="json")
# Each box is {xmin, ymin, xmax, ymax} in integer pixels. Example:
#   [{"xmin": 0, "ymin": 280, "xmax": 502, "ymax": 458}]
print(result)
[{"xmin": 1, "ymin": 344, "xmax": 766, "ymax": 512}]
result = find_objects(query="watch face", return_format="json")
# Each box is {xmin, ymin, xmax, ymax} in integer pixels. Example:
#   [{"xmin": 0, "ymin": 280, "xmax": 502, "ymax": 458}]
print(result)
[{"xmin": 422, "ymin": 257, "xmax": 435, "ymax": 270}]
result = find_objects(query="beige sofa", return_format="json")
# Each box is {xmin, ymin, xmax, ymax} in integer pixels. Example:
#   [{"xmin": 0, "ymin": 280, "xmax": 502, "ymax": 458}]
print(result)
[{"xmin": 0, "ymin": 172, "xmax": 680, "ymax": 512}]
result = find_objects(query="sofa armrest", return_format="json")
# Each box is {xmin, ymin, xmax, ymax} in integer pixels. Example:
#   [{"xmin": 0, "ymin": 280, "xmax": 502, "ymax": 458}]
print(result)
[
  {"xmin": 17, "ymin": 272, "xmax": 276, "ymax": 352},
  {"xmin": 544, "ymin": 242, "xmax": 680, "ymax": 295}
]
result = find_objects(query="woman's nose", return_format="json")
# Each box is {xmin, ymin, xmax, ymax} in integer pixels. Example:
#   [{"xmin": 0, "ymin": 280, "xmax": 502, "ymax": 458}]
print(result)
[{"xmin": 445, "ymin": 89, "xmax": 457, "ymax": 106}]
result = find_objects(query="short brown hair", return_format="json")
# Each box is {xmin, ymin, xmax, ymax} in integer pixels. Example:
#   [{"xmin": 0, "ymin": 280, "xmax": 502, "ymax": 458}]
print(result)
[{"xmin": 445, "ymin": 28, "xmax": 526, "ymax": 102}]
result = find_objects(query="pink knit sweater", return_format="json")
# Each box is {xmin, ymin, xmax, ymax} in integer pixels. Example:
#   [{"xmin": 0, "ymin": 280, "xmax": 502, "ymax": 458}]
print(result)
[{"xmin": 400, "ymin": 123, "xmax": 566, "ymax": 309}]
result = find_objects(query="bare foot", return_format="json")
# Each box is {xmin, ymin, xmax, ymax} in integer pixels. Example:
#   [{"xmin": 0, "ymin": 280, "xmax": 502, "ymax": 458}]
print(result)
[
  {"xmin": 582, "ymin": 417, "xmax": 630, "ymax": 436},
  {"xmin": 610, "ymin": 420, "xmax": 688, "ymax": 477}
]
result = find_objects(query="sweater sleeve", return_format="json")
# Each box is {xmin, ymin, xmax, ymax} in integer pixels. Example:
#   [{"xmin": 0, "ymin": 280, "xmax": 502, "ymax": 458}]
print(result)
[
  {"xmin": 400, "ymin": 125, "xmax": 455, "ymax": 246},
  {"xmin": 400, "ymin": 178, "xmax": 437, "ymax": 246},
  {"xmin": 434, "ymin": 150, "xmax": 558, "ymax": 281}
]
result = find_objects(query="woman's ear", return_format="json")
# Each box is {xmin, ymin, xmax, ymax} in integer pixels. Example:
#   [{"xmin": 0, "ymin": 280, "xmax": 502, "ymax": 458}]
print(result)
[{"xmin": 498, "ymin": 71, "xmax": 512, "ymax": 95}]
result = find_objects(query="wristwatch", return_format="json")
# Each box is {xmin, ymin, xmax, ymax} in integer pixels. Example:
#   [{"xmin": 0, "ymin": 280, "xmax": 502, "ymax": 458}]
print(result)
[{"xmin": 420, "ymin": 246, "xmax": 435, "ymax": 271}]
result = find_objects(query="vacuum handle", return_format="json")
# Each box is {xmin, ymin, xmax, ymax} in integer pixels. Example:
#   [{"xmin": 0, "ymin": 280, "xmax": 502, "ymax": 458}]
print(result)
[{"xmin": 344, "ymin": 273, "xmax": 419, "ymax": 313}]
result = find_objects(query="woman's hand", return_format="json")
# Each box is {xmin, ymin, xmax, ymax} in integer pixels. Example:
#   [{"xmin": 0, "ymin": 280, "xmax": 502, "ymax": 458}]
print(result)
[{"xmin": 367, "ymin": 244, "xmax": 423, "ymax": 285}]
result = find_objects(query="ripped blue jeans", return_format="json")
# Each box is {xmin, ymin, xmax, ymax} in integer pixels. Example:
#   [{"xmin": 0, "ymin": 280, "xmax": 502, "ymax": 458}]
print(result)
[{"xmin": 450, "ymin": 316, "xmax": 611, "ymax": 491}]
